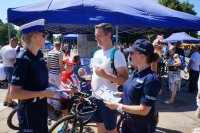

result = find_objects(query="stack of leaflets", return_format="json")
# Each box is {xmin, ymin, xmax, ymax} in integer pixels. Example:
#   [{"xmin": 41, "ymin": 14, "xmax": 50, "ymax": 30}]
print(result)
[{"xmin": 95, "ymin": 85, "xmax": 122, "ymax": 103}]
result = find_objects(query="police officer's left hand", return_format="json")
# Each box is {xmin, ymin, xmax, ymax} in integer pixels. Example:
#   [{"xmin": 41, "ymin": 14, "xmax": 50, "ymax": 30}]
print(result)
[
  {"xmin": 104, "ymin": 101, "xmax": 119, "ymax": 110},
  {"xmin": 94, "ymin": 66, "xmax": 107, "ymax": 78}
]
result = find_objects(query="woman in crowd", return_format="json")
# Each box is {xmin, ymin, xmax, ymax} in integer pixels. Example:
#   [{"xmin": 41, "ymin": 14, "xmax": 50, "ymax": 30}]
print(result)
[
  {"xmin": 10, "ymin": 19, "xmax": 56, "ymax": 133},
  {"xmin": 151, "ymin": 38, "xmax": 165, "ymax": 95},
  {"xmin": 165, "ymin": 45, "xmax": 181, "ymax": 104},
  {"xmin": 105, "ymin": 39, "xmax": 161, "ymax": 133}
]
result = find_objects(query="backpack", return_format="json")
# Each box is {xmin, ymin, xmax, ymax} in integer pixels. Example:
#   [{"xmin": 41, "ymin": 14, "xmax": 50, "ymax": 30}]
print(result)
[
  {"xmin": 179, "ymin": 55, "xmax": 186, "ymax": 70},
  {"xmin": 110, "ymin": 47, "xmax": 118, "ymax": 75}
]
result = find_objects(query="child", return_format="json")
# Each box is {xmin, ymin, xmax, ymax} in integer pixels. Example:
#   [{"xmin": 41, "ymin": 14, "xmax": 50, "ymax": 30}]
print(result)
[{"xmin": 60, "ymin": 58, "xmax": 80, "ymax": 116}]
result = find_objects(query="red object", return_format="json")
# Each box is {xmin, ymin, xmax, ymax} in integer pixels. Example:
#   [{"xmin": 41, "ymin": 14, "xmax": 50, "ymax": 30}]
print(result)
[{"xmin": 64, "ymin": 58, "xmax": 76, "ymax": 64}]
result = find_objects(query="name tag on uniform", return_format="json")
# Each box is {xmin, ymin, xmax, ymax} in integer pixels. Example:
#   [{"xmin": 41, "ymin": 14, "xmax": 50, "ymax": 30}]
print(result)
[
  {"xmin": 145, "ymin": 95, "xmax": 156, "ymax": 101},
  {"xmin": 136, "ymin": 78, "xmax": 143, "ymax": 83}
]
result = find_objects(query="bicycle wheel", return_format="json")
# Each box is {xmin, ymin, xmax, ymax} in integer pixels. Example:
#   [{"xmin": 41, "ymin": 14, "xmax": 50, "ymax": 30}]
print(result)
[
  {"xmin": 7, "ymin": 108, "xmax": 19, "ymax": 130},
  {"xmin": 49, "ymin": 115, "xmax": 83, "ymax": 133}
]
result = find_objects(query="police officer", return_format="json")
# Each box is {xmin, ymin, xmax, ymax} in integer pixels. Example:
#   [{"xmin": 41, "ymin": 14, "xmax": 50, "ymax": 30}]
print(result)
[
  {"xmin": 10, "ymin": 19, "xmax": 56, "ymax": 133},
  {"xmin": 105, "ymin": 39, "xmax": 161, "ymax": 133}
]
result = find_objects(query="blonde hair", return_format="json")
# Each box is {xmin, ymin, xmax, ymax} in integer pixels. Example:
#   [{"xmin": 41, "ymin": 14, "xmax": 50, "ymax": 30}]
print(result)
[{"xmin": 21, "ymin": 32, "xmax": 33, "ymax": 45}]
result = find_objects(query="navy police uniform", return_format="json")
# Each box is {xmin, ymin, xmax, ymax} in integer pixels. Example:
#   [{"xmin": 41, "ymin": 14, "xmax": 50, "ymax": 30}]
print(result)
[
  {"xmin": 11, "ymin": 49, "xmax": 49, "ymax": 133},
  {"xmin": 122, "ymin": 67, "xmax": 161, "ymax": 133}
]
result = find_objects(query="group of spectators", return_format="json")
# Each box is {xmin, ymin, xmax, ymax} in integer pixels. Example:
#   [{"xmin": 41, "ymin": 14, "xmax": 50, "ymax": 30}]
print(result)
[{"xmin": 0, "ymin": 18, "xmax": 200, "ymax": 133}]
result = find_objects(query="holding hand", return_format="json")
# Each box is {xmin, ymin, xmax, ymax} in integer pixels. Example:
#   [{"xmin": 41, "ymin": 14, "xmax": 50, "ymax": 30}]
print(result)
[
  {"xmin": 78, "ymin": 68, "xmax": 87, "ymax": 76},
  {"xmin": 114, "ymin": 92, "xmax": 123, "ymax": 97},
  {"xmin": 94, "ymin": 66, "xmax": 107, "ymax": 78},
  {"xmin": 43, "ymin": 89, "xmax": 56, "ymax": 98},
  {"xmin": 104, "ymin": 100, "xmax": 119, "ymax": 110}
]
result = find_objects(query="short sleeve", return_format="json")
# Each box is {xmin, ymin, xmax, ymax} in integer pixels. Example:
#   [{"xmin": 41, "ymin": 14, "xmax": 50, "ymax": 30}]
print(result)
[
  {"xmin": 11, "ymin": 58, "xmax": 29, "ymax": 86},
  {"xmin": 114, "ymin": 50, "xmax": 127, "ymax": 68},
  {"xmin": 140, "ymin": 78, "xmax": 161, "ymax": 106},
  {"xmin": 190, "ymin": 53, "xmax": 196, "ymax": 61}
]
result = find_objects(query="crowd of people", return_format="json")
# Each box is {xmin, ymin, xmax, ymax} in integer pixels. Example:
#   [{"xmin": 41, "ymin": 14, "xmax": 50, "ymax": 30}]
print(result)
[{"xmin": 0, "ymin": 19, "xmax": 200, "ymax": 133}]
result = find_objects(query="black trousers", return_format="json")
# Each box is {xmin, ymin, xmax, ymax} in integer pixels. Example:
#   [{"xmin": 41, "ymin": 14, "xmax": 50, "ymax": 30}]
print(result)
[{"xmin": 189, "ymin": 69, "xmax": 199, "ymax": 92}]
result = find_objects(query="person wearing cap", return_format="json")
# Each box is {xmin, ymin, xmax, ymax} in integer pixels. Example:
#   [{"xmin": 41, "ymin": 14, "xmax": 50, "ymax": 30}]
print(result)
[
  {"xmin": 57, "ymin": 58, "xmax": 80, "ymax": 132},
  {"xmin": 60, "ymin": 58, "xmax": 80, "ymax": 117},
  {"xmin": 165, "ymin": 45, "xmax": 181, "ymax": 104},
  {"xmin": 0, "ymin": 37, "xmax": 18, "ymax": 107},
  {"xmin": 105, "ymin": 39, "xmax": 161, "ymax": 133},
  {"xmin": 92, "ymin": 23, "xmax": 129, "ymax": 133},
  {"xmin": 9, "ymin": 19, "xmax": 56, "ymax": 133}
]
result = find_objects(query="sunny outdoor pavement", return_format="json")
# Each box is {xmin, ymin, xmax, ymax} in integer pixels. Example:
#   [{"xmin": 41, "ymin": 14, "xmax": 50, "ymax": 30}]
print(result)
[{"xmin": 0, "ymin": 75, "xmax": 200, "ymax": 133}]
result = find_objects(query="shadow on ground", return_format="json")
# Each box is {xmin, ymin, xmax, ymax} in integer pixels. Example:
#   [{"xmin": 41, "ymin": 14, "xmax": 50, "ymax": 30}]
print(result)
[{"xmin": 157, "ymin": 76, "xmax": 198, "ymax": 113}]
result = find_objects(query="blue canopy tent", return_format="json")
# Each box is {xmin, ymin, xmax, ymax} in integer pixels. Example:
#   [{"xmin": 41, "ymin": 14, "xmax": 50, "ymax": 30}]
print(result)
[
  {"xmin": 62, "ymin": 34, "xmax": 119, "ymax": 41},
  {"xmin": 45, "ymin": 40, "xmax": 53, "ymax": 49},
  {"xmin": 164, "ymin": 32, "xmax": 200, "ymax": 43},
  {"xmin": 62, "ymin": 34, "xmax": 78, "ymax": 41},
  {"xmin": 7, "ymin": 0, "xmax": 200, "ymax": 34}
]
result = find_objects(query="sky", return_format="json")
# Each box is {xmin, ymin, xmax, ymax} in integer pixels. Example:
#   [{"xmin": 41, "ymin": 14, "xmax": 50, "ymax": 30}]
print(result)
[{"xmin": 0, "ymin": 0, "xmax": 200, "ymax": 28}]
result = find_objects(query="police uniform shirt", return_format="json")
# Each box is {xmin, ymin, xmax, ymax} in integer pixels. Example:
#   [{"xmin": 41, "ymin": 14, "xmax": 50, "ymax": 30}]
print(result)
[
  {"xmin": 11, "ymin": 49, "xmax": 48, "ymax": 92},
  {"xmin": 123, "ymin": 67, "xmax": 161, "ymax": 118}
]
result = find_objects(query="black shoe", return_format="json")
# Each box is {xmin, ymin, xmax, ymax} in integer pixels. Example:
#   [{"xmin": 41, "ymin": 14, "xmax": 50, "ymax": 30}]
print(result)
[{"xmin": 3, "ymin": 102, "xmax": 8, "ymax": 106}]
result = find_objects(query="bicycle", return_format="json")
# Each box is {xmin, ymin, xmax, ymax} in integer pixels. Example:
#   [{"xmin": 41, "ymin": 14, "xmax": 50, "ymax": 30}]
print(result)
[
  {"xmin": 49, "ymin": 90, "xmax": 123, "ymax": 133},
  {"xmin": 7, "ymin": 98, "xmax": 62, "ymax": 131}
]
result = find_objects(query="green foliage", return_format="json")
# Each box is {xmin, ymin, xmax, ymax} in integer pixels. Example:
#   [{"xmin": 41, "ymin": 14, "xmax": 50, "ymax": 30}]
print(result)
[
  {"xmin": 180, "ymin": 1, "xmax": 196, "ymax": 15},
  {"xmin": 158, "ymin": 0, "xmax": 198, "ymax": 37},
  {"xmin": 0, "ymin": 23, "xmax": 18, "ymax": 46},
  {"xmin": 159, "ymin": 0, "xmax": 197, "ymax": 15}
]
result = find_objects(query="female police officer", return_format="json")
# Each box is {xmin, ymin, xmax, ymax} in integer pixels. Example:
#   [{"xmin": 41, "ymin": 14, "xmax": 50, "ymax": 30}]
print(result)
[
  {"xmin": 105, "ymin": 39, "xmax": 161, "ymax": 133},
  {"xmin": 10, "ymin": 19, "xmax": 56, "ymax": 133}
]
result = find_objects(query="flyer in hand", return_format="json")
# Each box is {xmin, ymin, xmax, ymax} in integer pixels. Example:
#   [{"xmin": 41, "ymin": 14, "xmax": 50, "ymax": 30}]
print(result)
[{"xmin": 95, "ymin": 85, "xmax": 122, "ymax": 103}]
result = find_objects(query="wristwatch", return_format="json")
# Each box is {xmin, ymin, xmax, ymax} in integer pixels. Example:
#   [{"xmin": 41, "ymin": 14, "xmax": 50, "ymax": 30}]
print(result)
[{"xmin": 117, "ymin": 104, "xmax": 124, "ymax": 113}]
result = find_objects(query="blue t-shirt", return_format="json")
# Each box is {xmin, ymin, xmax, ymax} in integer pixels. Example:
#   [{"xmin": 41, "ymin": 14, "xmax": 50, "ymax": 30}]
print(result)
[
  {"xmin": 11, "ymin": 49, "xmax": 48, "ymax": 92},
  {"xmin": 123, "ymin": 67, "xmax": 161, "ymax": 118}
]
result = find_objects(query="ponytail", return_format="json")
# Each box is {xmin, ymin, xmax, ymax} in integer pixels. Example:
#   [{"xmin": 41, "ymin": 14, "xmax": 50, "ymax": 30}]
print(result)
[{"xmin": 146, "ymin": 52, "xmax": 160, "ymax": 64}]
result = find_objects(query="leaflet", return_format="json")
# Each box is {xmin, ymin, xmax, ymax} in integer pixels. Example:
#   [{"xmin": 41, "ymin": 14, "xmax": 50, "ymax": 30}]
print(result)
[
  {"xmin": 90, "ymin": 58, "xmax": 103, "ymax": 68},
  {"xmin": 95, "ymin": 85, "xmax": 122, "ymax": 103}
]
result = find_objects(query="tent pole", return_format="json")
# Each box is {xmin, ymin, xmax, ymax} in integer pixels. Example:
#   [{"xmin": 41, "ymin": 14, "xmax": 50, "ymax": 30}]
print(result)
[
  {"xmin": 116, "ymin": 25, "xmax": 118, "ymax": 46},
  {"xmin": 7, "ymin": 21, "xmax": 11, "ymax": 42}
]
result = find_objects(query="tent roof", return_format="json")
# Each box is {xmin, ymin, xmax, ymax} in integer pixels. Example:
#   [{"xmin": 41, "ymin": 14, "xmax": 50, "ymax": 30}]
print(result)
[
  {"xmin": 7, "ymin": 0, "xmax": 200, "ymax": 34},
  {"xmin": 164, "ymin": 32, "xmax": 200, "ymax": 43}
]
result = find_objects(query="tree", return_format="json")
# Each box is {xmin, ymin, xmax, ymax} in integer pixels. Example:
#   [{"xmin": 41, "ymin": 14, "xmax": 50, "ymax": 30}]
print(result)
[
  {"xmin": 159, "ymin": 0, "xmax": 198, "ymax": 37},
  {"xmin": 180, "ymin": 1, "xmax": 196, "ymax": 15},
  {"xmin": 159, "ymin": 0, "xmax": 197, "ymax": 15},
  {"xmin": 159, "ymin": 0, "xmax": 181, "ymax": 11},
  {"xmin": 0, "ymin": 23, "xmax": 17, "ymax": 46}
]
